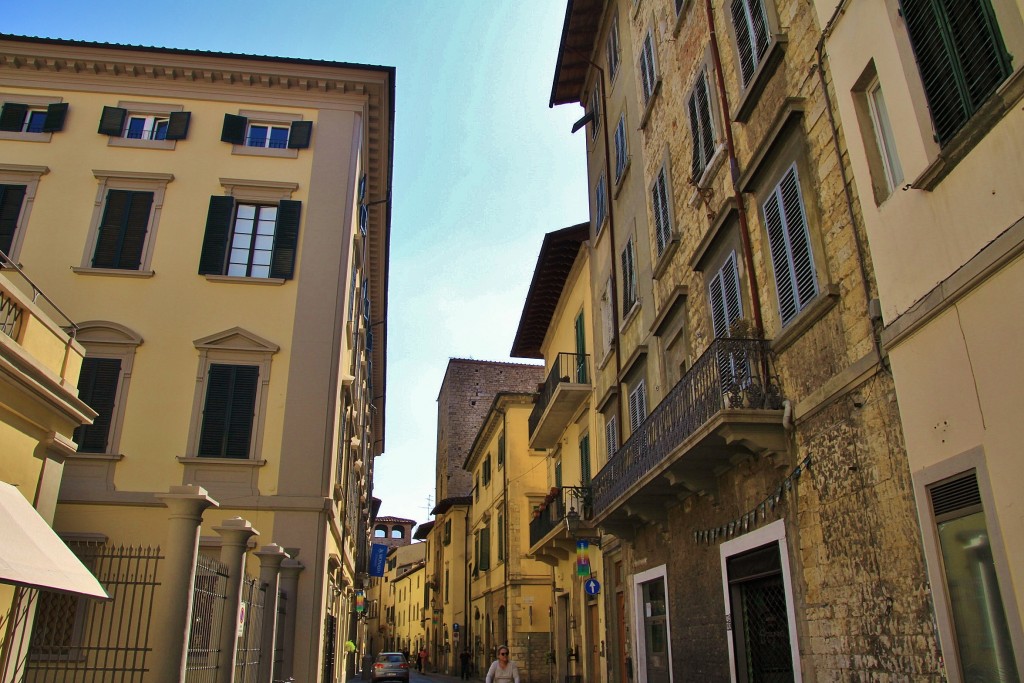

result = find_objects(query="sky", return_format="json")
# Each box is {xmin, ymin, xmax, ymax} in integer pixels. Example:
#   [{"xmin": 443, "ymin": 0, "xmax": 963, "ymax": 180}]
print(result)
[{"xmin": 4, "ymin": 1, "xmax": 590, "ymax": 525}]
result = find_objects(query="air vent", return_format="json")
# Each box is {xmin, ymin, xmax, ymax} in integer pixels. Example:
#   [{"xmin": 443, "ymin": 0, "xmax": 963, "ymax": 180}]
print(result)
[{"xmin": 930, "ymin": 472, "xmax": 981, "ymax": 518}]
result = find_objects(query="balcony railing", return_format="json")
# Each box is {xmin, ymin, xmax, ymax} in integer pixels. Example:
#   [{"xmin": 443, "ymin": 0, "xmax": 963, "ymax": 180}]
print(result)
[
  {"xmin": 592, "ymin": 338, "xmax": 783, "ymax": 517},
  {"xmin": 529, "ymin": 486, "xmax": 592, "ymax": 549},
  {"xmin": 528, "ymin": 352, "xmax": 591, "ymax": 440}
]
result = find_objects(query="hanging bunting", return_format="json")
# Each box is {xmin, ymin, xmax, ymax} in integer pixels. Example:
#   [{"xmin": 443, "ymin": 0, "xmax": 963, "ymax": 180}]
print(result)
[
  {"xmin": 576, "ymin": 540, "xmax": 591, "ymax": 577},
  {"xmin": 355, "ymin": 590, "xmax": 365, "ymax": 613}
]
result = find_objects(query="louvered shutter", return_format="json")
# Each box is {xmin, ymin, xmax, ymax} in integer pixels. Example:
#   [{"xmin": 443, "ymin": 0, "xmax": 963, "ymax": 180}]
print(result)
[
  {"xmin": 930, "ymin": 472, "xmax": 982, "ymax": 518},
  {"xmin": 480, "ymin": 527, "xmax": 490, "ymax": 571},
  {"xmin": 221, "ymin": 114, "xmax": 248, "ymax": 144},
  {"xmin": 269, "ymin": 200, "xmax": 302, "ymax": 279},
  {"xmin": 43, "ymin": 103, "xmax": 68, "ymax": 132},
  {"xmin": 710, "ymin": 252, "xmax": 743, "ymax": 338},
  {"xmin": 198, "ymin": 364, "xmax": 259, "ymax": 458},
  {"xmin": 764, "ymin": 165, "xmax": 817, "ymax": 326},
  {"xmin": 628, "ymin": 379, "xmax": 647, "ymax": 431},
  {"xmin": 73, "ymin": 357, "xmax": 122, "ymax": 453},
  {"xmin": 580, "ymin": 434, "xmax": 592, "ymax": 485},
  {"xmin": 605, "ymin": 416, "xmax": 618, "ymax": 457},
  {"xmin": 652, "ymin": 168, "xmax": 671, "ymax": 255},
  {"xmin": 0, "ymin": 185, "xmax": 26, "ymax": 256},
  {"xmin": 0, "ymin": 103, "xmax": 28, "ymax": 132},
  {"xmin": 640, "ymin": 31, "xmax": 656, "ymax": 102},
  {"xmin": 92, "ymin": 190, "xmax": 152, "ymax": 269},
  {"xmin": 288, "ymin": 120, "xmax": 313, "ymax": 149},
  {"xmin": 98, "ymin": 106, "xmax": 127, "ymax": 136},
  {"xmin": 731, "ymin": 0, "xmax": 771, "ymax": 86},
  {"xmin": 621, "ymin": 239, "xmax": 636, "ymax": 312},
  {"xmin": 165, "ymin": 111, "xmax": 191, "ymax": 140},
  {"xmin": 690, "ymin": 71, "xmax": 716, "ymax": 178},
  {"xmin": 198, "ymin": 196, "xmax": 236, "ymax": 275}
]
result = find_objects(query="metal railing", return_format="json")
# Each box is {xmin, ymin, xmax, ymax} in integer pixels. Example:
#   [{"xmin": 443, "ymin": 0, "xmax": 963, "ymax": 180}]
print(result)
[
  {"xmin": 529, "ymin": 486, "xmax": 593, "ymax": 548},
  {"xmin": 233, "ymin": 575, "xmax": 266, "ymax": 683},
  {"xmin": 592, "ymin": 338, "xmax": 783, "ymax": 516},
  {"xmin": 186, "ymin": 554, "xmax": 229, "ymax": 682},
  {"xmin": 528, "ymin": 352, "xmax": 591, "ymax": 436},
  {"xmin": 0, "ymin": 288, "xmax": 24, "ymax": 340},
  {"xmin": 26, "ymin": 543, "xmax": 162, "ymax": 683}
]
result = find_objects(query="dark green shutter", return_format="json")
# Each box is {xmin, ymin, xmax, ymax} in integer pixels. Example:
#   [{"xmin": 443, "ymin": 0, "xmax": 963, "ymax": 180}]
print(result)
[
  {"xmin": 98, "ymin": 106, "xmax": 126, "ymax": 136},
  {"xmin": 580, "ymin": 434, "xmax": 592, "ymax": 485},
  {"xmin": 0, "ymin": 103, "xmax": 28, "ymax": 132},
  {"xmin": 198, "ymin": 364, "xmax": 259, "ymax": 459},
  {"xmin": 165, "ymin": 111, "xmax": 191, "ymax": 140},
  {"xmin": 43, "ymin": 103, "xmax": 68, "ymax": 132},
  {"xmin": 269, "ymin": 199, "xmax": 301, "ymax": 279},
  {"xmin": 221, "ymin": 114, "xmax": 248, "ymax": 144},
  {"xmin": 92, "ymin": 190, "xmax": 152, "ymax": 269},
  {"xmin": 198, "ymin": 196, "xmax": 235, "ymax": 275},
  {"xmin": 0, "ymin": 185, "xmax": 26, "ymax": 257},
  {"xmin": 288, "ymin": 120, "xmax": 313, "ymax": 149},
  {"xmin": 73, "ymin": 357, "xmax": 122, "ymax": 453}
]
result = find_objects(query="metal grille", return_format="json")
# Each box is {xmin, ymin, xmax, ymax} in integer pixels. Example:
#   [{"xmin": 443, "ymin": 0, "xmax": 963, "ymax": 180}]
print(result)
[
  {"xmin": 737, "ymin": 574, "xmax": 793, "ymax": 682},
  {"xmin": 26, "ymin": 543, "xmax": 162, "ymax": 683},
  {"xmin": 528, "ymin": 352, "xmax": 591, "ymax": 436},
  {"xmin": 273, "ymin": 590, "xmax": 286, "ymax": 680},
  {"xmin": 233, "ymin": 575, "xmax": 265, "ymax": 683},
  {"xmin": 186, "ymin": 554, "xmax": 229, "ymax": 681},
  {"xmin": 0, "ymin": 287, "xmax": 24, "ymax": 339},
  {"xmin": 0, "ymin": 586, "xmax": 39, "ymax": 681},
  {"xmin": 930, "ymin": 471, "xmax": 981, "ymax": 518}
]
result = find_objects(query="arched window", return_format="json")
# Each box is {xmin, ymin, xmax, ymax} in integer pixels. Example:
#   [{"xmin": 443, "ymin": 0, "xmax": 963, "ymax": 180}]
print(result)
[
  {"xmin": 391, "ymin": 525, "xmax": 405, "ymax": 539},
  {"xmin": 374, "ymin": 525, "xmax": 387, "ymax": 538}
]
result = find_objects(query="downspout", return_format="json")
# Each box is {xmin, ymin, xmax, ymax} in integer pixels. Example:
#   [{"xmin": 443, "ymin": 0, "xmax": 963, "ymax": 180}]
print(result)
[
  {"xmin": 500, "ymin": 406, "xmax": 510, "ymax": 647},
  {"xmin": 704, "ymin": 0, "xmax": 765, "ymax": 336},
  {"xmin": 464, "ymin": 504, "xmax": 472, "ymax": 671}
]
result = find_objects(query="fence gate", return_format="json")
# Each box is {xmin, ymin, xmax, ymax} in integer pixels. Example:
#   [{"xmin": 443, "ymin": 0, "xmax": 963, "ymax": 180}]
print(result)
[
  {"xmin": 273, "ymin": 590, "xmax": 286, "ymax": 680},
  {"xmin": 233, "ymin": 575, "xmax": 265, "ymax": 683},
  {"xmin": 185, "ymin": 554, "xmax": 229, "ymax": 683}
]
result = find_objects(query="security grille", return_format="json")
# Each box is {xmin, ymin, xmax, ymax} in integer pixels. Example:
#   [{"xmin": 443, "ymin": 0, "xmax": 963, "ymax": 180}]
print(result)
[
  {"xmin": 234, "ymin": 575, "xmax": 265, "ymax": 683},
  {"xmin": 186, "ymin": 553, "xmax": 229, "ymax": 682},
  {"xmin": 737, "ymin": 574, "xmax": 793, "ymax": 681}
]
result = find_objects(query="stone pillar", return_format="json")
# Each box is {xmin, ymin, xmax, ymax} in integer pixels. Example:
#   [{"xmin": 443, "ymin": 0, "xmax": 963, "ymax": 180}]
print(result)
[
  {"xmin": 213, "ymin": 517, "xmax": 259, "ymax": 683},
  {"xmin": 278, "ymin": 555, "xmax": 304, "ymax": 680},
  {"xmin": 255, "ymin": 544, "xmax": 288, "ymax": 683},
  {"xmin": 150, "ymin": 485, "xmax": 218, "ymax": 683}
]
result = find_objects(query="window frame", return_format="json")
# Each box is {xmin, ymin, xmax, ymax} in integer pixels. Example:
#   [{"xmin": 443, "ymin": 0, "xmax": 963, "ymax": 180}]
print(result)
[
  {"xmin": 614, "ymin": 113, "xmax": 629, "ymax": 186},
  {"xmin": 725, "ymin": 0, "xmax": 785, "ymax": 122},
  {"xmin": 627, "ymin": 378, "xmax": 647, "ymax": 433},
  {"xmin": 651, "ymin": 163, "xmax": 674, "ymax": 260},
  {"xmin": 0, "ymin": 94, "xmax": 67, "ymax": 143},
  {"xmin": 688, "ymin": 67, "xmax": 720, "ymax": 184},
  {"xmin": 604, "ymin": 413, "xmax": 619, "ymax": 460},
  {"xmin": 222, "ymin": 110, "xmax": 311, "ymax": 159},
  {"xmin": 606, "ymin": 13, "xmax": 621, "ymax": 82},
  {"xmin": 72, "ymin": 322, "xmax": 142, "ymax": 457},
  {"xmin": 620, "ymin": 235, "xmax": 638, "ymax": 316},
  {"xmin": 594, "ymin": 172, "xmax": 608, "ymax": 236},
  {"xmin": 0, "ymin": 164, "xmax": 47, "ymax": 263},
  {"xmin": 589, "ymin": 86, "xmax": 602, "ymax": 141},
  {"xmin": 762, "ymin": 163, "xmax": 819, "ymax": 327},
  {"xmin": 102, "ymin": 102, "xmax": 189, "ymax": 150},
  {"xmin": 638, "ymin": 26, "xmax": 661, "ymax": 118}
]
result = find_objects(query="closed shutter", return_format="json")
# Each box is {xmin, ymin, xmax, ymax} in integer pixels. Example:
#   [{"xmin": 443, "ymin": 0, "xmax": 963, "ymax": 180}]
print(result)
[
  {"xmin": 621, "ymin": 238, "xmax": 637, "ymax": 312},
  {"xmin": 640, "ymin": 30, "xmax": 656, "ymax": 102},
  {"xmin": 614, "ymin": 116, "xmax": 627, "ymax": 181},
  {"xmin": 288, "ymin": 120, "xmax": 313, "ymax": 149},
  {"xmin": 0, "ymin": 103, "xmax": 28, "ymax": 132},
  {"xmin": 198, "ymin": 364, "xmax": 259, "ymax": 459},
  {"xmin": 269, "ymin": 200, "xmax": 302, "ymax": 279},
  {"xmin": 731, "ymin": 0, "xmax": 771, "ymax": 86},
  {"xmin": 74, "ymin": 357, "xmax": 122, "ymax": 453},
  {"xmin": 652, "ymin": 167, "xmax": 671, "ymax": 255},
  {"xmin": 690, "ymin": 70, "xmax": 716, "ymax": 178},
  {"xmin": 0, "ymin": 185, "xmax": 26, "ymax": 256},
  {"xmin": 709, "ymin": 252, "xmax": 743, "ymax": 338},
  {"xmin": 601, "ymin": 276, "xmax": 614, "ymax": 353},
  {"xmin": 92, "ymin": 190, "xmax": 153, "ymax": 269},
  {"xmin": 221, "ymin": 114, "xmax": 248, "ymax": 145},
  {"xmin": 628, "ymin": 379, "xmax": 647, "ymax": 432},
  {"xmin": 580, "ymin": 434, "xmax": 592, "ymax": 485},
  {"xmin": 605, "ymin": 416, "xmax": 618, "ymax": 457},
  {"xmin": 165, "ymin": 111, "xmax": 191, "ymax": 140},
  {"xmin": 43, "ymin": 102, "xmax": 68, "ymax": 132},
  {"xmin": 479, "ymin": 527, "xmax": 490, "ymax": 571},
  {"xmin": 198, "ymin": 195, "xmax": 236, "ymax": 275},
  {"xmin": 98, "ymin": 106, "xmax": 127, "ymax": 136},
  {"xmin": 764, "ymin": 165, "xmax": 817, "ymax": 326}
]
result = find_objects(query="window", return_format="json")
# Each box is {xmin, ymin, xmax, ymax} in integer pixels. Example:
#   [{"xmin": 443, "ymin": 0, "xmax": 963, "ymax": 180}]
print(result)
[
  {"xmin": 497, "ymin": 433, "xmax": 505, "ymax": 467},
  {"xmin": 689, "ymin": 69, "xmax": 717, "ymax": 181},
  {"xmin": 0, "ymin": 165, "xmax": 45, "ymax": 262},
  {"xmin": 478, "ymin": 526, "xmax": 491, "ymax": 572},
  {"xmin": 497, "ymin": 513, "xmax": 505, "ymax": 562},
  {"xmin": 580, "ymin": 434, "xmax": 592, "ymax": 486},
  {"xmin": 73, "ymin": 357, "xmax": 122, "ymax": 453},
  {"xmin": 730, "ymin": 0, "xmax": 771, "ymax": 87},
  {"xmin": 628, "ymin": 379, "xmax": 647, "ymax": 432},
  {"xmin": 651, "ymin": 166, "xmax": 672, "ymax": 257},
  {"xmin": 374, "ymin": 526, "xmax": 387, "ymax": 538},
  {"xmin": 444, "ymin": 566, "xmax": 450, "ymax": 603},
  {"xmin": 589, "ymin": 87, "xmax": 601, "ymax": 140},
  {"xmin": 620, "ymin": 237, "xmax": 638, "ymax": 314},
  {"xmin": 639, "ymin": 29, "xmax": 658, "ymax": 105},
  {"xmin": 865, "ymin": 79, "xmax": 903, "ymax": 196},
  {"xmin": 900, "ymin": 0, "xmax": 1012, "ymax": 145},
  {"xmin": 444, "ymin": 519, "xmax": 452, "ymax": 545},
  {"xmin": 0, "ymin": 184, "xmax": 26, "ymax": 257},
  {"xmin": 78, "ymin": 171, "xmax": 172, "ymax": 276},
  {"xmin": 0, "ymin": 100, "xmax": 67, "ymax": 137},
  {"xmin": 605, "ymin": 415, "xmax": 619, "ymax": 459},
  {"xmin": 474, "ymin": 475, "xmax": 480, "ymax": 501},
  {"xmin": 708, "ymin": 252, "xmax": 744, "ymax": 339},
  {"xmin": 600, "ymin": 276, "xmax": 615, "ymax": 356},
  {"xmin": 607, "ymin": 14, "xmax": 621, "ymax": 80},
  {"xmin": 763, "ymin": 164, "xmax": 818, "ymax": 327},
  {"xmin": 555, "ymin": 458, "xmax": 563, "ymax": 489},
  {"xmin": 483, "ymin": 455, "xmax": 492, "ymax": 486},
  {"xmin": 198, "ymin": 364, "xmax": 259, "ymax": 459},
  {"xmin": 71, "ymin": 322, "xmax": 141, "ymax": 457},
  {"xmin": 198, "ymin": 196, "xmax": 302, "ymax": 280},
  {"xmin": 595, "ymin": 173, "xmax": 608, "ymax": 233},
  {"xmin": 675, "ymin": 0, "xmax": 687, "ymax": 16},
  {"xmin": 614, "ymin": 114, "xmax": 629, "ymax": 183},
  {"xmin": 98, "ymin": 105, "xmax": 190, "ymax": 145},
  {"xmin": 220, "ymin": 112, "xmax": 312, "ymax": 157},
  {"xmin": 391, "ymin": 526, "xmax": 405, "ymax": 539}
]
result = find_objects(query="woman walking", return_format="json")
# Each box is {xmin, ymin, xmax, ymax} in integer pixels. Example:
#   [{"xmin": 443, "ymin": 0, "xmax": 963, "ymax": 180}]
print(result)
[{"xmin": 484, "ymin": 646, "xmax": 520, "ymax": 683}]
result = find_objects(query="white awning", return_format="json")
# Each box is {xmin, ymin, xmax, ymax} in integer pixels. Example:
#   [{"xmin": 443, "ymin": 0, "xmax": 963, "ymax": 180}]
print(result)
[{"xmin": 0, "ymin": 482, "xmax": 108, "ymax": 599}]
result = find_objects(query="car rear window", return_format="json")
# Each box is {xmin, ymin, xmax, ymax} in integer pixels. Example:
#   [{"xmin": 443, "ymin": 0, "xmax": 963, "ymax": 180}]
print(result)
[{"xmin": 377, "ymin": 654, "xmax": 405, "ymax": 663}]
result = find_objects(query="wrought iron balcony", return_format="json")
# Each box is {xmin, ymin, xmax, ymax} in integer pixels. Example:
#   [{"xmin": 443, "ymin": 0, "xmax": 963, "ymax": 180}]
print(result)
[
  {"xmin": 529, "ymin": 352, "xmax": 592, "ymax": 449},
  {"xmin": 528, "ymin": 486, "xmax": 595, "ymax": 565},
  {"xmin": 591, "ymin": 338, "xmax": 787, "ymax": 534}
]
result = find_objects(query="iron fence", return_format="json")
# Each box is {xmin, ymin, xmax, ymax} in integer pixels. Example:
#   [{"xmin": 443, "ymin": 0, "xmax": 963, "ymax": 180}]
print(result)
[
  {"xmin": 233, "ymin": 575, "xmax": 265, "ymax": 683},
  {"xmin": 592, "ymin": 338, "xmax": 783, "ymax": 516},
  {"xmin": 0, "ymin": 287, "xmax": 23, "ymax": 340},
  {"xmin": 529, "ymin": 486, "xmax": 592, "ymax": 548},
  {"xmin": 528, "ymin": 352, "xmax": 591, "ymax": 436},
  {"xmin": 273, "ymin": 590, "xmax": 286, "ymax": 680},
  {"xmin": 25, "ymin": 543, "xmax": 162, "ymax": 683},
  {"xmin": 185, "ymin": 554, "xmax": 229, "ymax": 683}
]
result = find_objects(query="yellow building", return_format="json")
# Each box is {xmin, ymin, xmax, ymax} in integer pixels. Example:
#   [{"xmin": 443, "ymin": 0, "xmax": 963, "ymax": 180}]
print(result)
[
  {"xmin": 426, "ymin": 496, "xmax": 472, "ymax": 674},
  {"xmin": 512, "ymin": 223, "xmax": 606, "ymax": 683},
  {"xmin": 393, "ymin": 559, "xmax": 427, "ymax": 661},
  {"xmin": 814, "ymin": 0, "xmax": 1024, "ymax": 679},
  {"xmin": 465, "ymin": 392, "xmax": 553, "ymax": 683},
  {"xmin": 380, "ymin": 542, "xmax": 426, "ymax": 654},
  {"xmin": 0, "ymin": 34, "xmax": 392, "ymax": 683}
]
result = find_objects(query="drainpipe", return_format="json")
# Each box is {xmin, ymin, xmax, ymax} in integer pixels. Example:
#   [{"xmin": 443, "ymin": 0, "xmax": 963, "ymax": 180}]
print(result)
[
  {"xmin": 704, "ymin": 0, "xmax": 764, "ymax": 337},
  {"xmin": 499, "ymin": 406, "xmax": 510, "ymax": 647}
]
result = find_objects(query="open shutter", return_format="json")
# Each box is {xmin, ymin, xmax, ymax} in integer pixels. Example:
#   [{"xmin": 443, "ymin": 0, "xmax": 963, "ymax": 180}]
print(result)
[
  {"xmin": 0, "ymin": 103, "xmax": 28, "ymax": 132},
  {"xmin": 198, "ymin": 364, "xmax": 258, "ymax": 458},
  {"xmin": 98, "ymin": 106, "xmax": 126, "ymax": 136},
  {"xmin": 580, "ymin": 434, "xmax": 592, "ymax": 485},
  {"xmin": 269, "ymin": 200, "xmax": 301, "ymax": 279},
  {"xmin": 198, "ymin": 196, "xmax": 235, "ymax": 275},
  {"xmin": 288, "ymin": 120, "xmax": 313, "ymax": 149},
  {"xmin": 165, "ymin": 111, "xmax": 191, "ymax": 140},
  {"xmin": 605, "ymin": 416, "xmax": 618, "ymax": 457},
  {"xmin": 73, "ymin": 357, "xmax": 122, "ymax": 453},
  {"xmin": 0, "ymin": 185, "xmax": 26, "ymax": 256},
  {"xmin": 221, "ymin": 113, "xmax": 248, "ymax": 144},
  {"xmin": 43, "ymin": 102, "xmax": 68, "ymax": 132},
  {"xmin": 765, "ymin": 165, "xmax": 817, "ymax": 326}
]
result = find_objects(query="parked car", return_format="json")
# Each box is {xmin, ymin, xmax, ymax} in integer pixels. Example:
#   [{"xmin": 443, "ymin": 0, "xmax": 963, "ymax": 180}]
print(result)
[{"xmin": 371, "ymin": 652, "xmax": 410, "ymax": 682}]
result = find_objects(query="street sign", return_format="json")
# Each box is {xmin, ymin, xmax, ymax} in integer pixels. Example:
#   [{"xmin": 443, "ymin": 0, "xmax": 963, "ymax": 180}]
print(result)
[
  {"xmin": 584, "ymin": 578, "xmax": 601, "ymax": 596},
  {"xmin": 453, "ymin": 623, "xmax": 459, "ymax": 632}
]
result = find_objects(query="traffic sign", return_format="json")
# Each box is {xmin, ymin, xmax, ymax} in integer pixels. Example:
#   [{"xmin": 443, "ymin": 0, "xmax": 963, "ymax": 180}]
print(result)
[{"xmin": 584, "ymin": 578, "xmax": 601, "ymax": 595}]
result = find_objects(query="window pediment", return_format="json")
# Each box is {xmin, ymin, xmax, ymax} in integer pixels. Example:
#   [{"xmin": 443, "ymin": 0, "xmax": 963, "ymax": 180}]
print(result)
[
  {"xmin": 75, "ymin": 321, "xmax": 143, "ymax": 347},
  {"xmin": 193, "ymin": 327, "xmax": 279, "ymax": 354}
]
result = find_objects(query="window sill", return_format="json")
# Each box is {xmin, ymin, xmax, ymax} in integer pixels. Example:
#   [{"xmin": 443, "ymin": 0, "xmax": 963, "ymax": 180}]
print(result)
[
  {"xmin": 203, "ymin": 274, "xmax": 286, "ymax": 286},
  {"xmin": 912, "ymin": 66, "xmax": 1024, "ymax": 191},
  {"xmin": 653, "ymin": 235, "xmax": 679, "ymax": 280},
  {"xmin": 596, "ymin": 343, "xmax": 616, "ymax": 372},
  {"xmin": 231, "ymin": 144, "xmax": 299, "ymax": 159},
  {"xmin": 613, "ymin": 158, "xmax": 631, "ymax": 198},
  {"xmin": 177, "ymin": 456, "xmax": 267, "ymax": 467},
  {"xmin": 769, "ymin": 284, "xmax": 839, "ymax": 354},
  {"xmin": 66, "ymin": 452, "xmax": 124, "ymax": 461},
  {"xmin": 72, "ymin": 267, "xmax": 154, "ymax": 278},
  {"xmin": 732, "ymin": 36, "xmax": 787, "ymax": 124},
  {"xmin": 107, "ymin": 137, "xmax": 176, "ymax": 151},
  {"xmin": 673, "ymin": 1, "xmax": 691, "ymax": 36},
  {"xmin": 0, "ymin": 131, "xmax": 53, "ymax": 143},
  {"xmin": 639, "ymin": 80, "xmax": 662, "ymax": 130},
  {"xmin": 691, "ymin": 144, "xmax": 727, "ymax": 192},
  {"xmin": 620, "ymin": 299, "xmax": 642, "ymax": 332}
]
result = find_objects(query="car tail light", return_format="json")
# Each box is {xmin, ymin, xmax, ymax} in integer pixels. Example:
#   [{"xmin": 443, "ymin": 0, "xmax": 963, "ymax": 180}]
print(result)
[
  {"xmin": 400, "ymin": 663, "xmax": 409, "ymax": 669},
  {"xmin": 374, "ymin": 663, "xmax": 383, "ymax": 669}
]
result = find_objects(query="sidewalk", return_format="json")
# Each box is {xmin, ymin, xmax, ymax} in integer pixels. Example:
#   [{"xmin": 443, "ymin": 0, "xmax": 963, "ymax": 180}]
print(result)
[{"xmin": 414, "ymin": 670, "xmax": 485, "ymax": 683}]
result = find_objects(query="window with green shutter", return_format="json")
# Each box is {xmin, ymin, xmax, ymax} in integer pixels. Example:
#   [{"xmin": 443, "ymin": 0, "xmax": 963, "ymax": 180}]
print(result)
[
  {"xmin": 580, "ymin": 434, "xmax": 592, "ymax": 486},
  {"xmin": 199, "ymin": 196, "xmax": 302, "ymax": 279},
  {"xmin": 74, "ymin": 357, "xmax": 122, "ymax": 453},
  {"xmin": 92, "ymin": 190, "xmax": 153, "ymax": 270},
  {"xmin": 0, "ymin": 185, "xmax": 26, "ymax": 257},
  {"xmin": 198, "ymin": 364, "xmax": 259, "ymax": 459}
]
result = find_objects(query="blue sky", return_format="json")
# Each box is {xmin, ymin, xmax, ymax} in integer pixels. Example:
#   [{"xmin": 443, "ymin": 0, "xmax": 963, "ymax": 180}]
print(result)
[{"xmin": 5, "ymin": 1, "xmax": 589, "ymax": 524}]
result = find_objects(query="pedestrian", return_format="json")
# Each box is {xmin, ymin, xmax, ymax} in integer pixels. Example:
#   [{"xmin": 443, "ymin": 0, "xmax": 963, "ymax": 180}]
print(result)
[
  {"xmin": 418, "ymin": 647, "xmax": 428, "ymax": 674},
  {"xmin": 460, "ymin": 648, "xmax": 471, "ymax": 680},
  {"xmin": 484, "ymin": 645, "xmax": 520, "ymax": 683}
]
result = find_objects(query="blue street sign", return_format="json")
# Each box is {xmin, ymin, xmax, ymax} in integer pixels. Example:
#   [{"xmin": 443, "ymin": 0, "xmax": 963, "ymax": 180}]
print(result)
[
  {"xmin": 369, "ymin": 543, "xmax": 388, "ymax": 577},
  {"xmin": 453, "ymin": 623, "xmax": 459, "ymax": 632},
  {"xmin": 584, "ymin": 578, "xmax": 601, "ymax": 595}
]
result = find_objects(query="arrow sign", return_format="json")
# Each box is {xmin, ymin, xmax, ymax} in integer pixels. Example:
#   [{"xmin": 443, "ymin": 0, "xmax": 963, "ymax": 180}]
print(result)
[{"xmin": 584, "ymin": 578, "xmax": 601, "ymax": 596}]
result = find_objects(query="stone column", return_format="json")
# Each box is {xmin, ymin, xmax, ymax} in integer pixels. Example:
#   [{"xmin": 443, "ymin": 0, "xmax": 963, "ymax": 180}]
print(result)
[
  {"xmin": 213, "ymin": 517, "xmax": 259, "ymax": 683},
  {"xmin": 150, "ymin": 485, "xmax": 218, "ymax": 683},
  {"xmin": 255, "ymin": 544, "xmax": 288, "ymax": 683},
  {"xmin": 277, "ymin": 554, "xmax": 304, "ymax": 680}
]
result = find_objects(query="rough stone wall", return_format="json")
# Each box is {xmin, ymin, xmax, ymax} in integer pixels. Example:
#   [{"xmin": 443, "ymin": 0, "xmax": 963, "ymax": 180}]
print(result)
[
  {"xmin": 508, "ymin": 632, "xmax": 552, "ymax": 683},
  {"xmin": 436, "ymin": 359, "xmax": 543, "ymax": 500}
]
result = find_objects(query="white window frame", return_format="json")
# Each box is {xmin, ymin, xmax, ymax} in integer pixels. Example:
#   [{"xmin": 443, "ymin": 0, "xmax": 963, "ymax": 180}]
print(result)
[
  {"xmin": 651, "ymin": 165, "xmax": 672, "ymax": 257},
  {"xmin": 639, "ymin": 28, "xmax": 658, "ymax": 105},
  {"xmin": 708, "ymin": 251, "xmax": 743, "ymax": 339},
  {"xmin": 124, "ymin": 114, "xmax": 169, "ymax": 141},
  {"xmin": 627, "ymin": 378, "xmax": 647, "ymax": 432},
  {"xmin": 621, "ymin": 236, "xmax": 638, "ymax": 314},
  {"xmin": 688, "ymin": 68, "xmax": 718, "ymax": 182},
  {"xmin": 0, "ymin": 93, "xmax": 64, "ymax": 143},
  {"xmin": 763, "ymin": 163, "xmax": 818, "ymax": 327},
  {"xmin": 719, "ymin": 519, "xmax": 802, "ymax": 683},
  {"xmin": 604, "ymin": 414, "xmax": 618, "ymax": 459},
  {"xmin": 865, "ymin": 77, "xmax": 903, "ymax": 197},
  {"xmin": 106, "ymin": 101, "xmax": 185, "ymax": 150},
  {"xmin": 600, "ymin": 275, "xmax": 615, "ymax": 358},
  {"xmin": 731, "ymin": 0, "xmax": 772, "ymax": 88},
  {"xmin": 595, "ymin": 173, "xmax": 608, "ymax": 234},
  {"xmin": 590, "ymin": 86, "xmax": 602, "ymax": 140},
  {"xmin": 607, "ymin": 14, "xmax": 621, "ymax": 81},
  {"xmin": 614, "ymin": 114, "xmax": 629, "ymax": 184},
  {"xmin": 631, "ymin": 564, "xmax": 674, "ymax": 683}
]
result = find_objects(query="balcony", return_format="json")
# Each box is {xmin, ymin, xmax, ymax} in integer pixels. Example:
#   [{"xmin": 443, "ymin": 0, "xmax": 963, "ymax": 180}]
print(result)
[
  {"xmin": 529, "ymin": 352, "xmax": 592, "ymax": 449},
  {"xmin": 528, "ymin": 486, "xmax": 596, "ymax": 565},
  {"xmin": 591, "ymin": 338, "xmax": 787, "ymax": 536}
]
